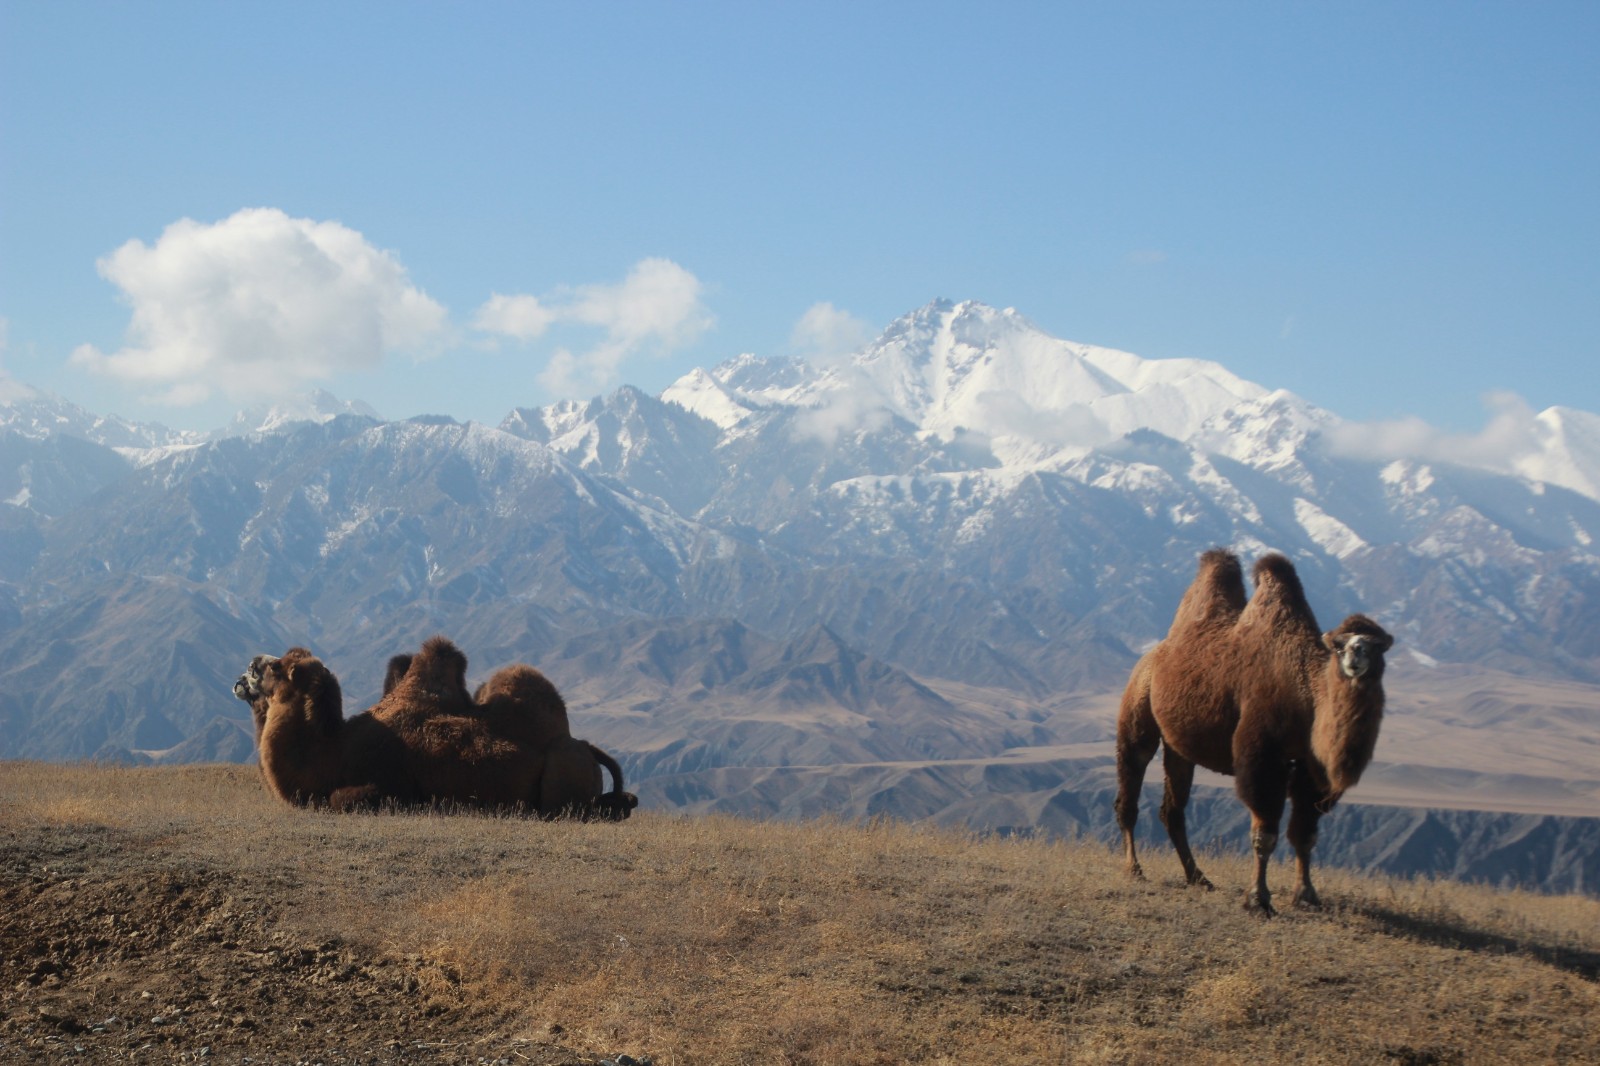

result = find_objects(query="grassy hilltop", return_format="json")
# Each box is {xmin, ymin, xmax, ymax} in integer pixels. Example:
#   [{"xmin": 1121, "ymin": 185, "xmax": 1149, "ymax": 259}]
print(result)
[{"xmin": 2, "ymin": 763, "xmax": 1597, "ymax": 1065}]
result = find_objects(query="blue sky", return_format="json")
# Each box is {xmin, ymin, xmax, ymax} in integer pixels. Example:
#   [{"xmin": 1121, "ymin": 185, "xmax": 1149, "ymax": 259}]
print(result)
[{"xmin": 2, "ymin": 1, "xmax": 1596, "ymax": 436}]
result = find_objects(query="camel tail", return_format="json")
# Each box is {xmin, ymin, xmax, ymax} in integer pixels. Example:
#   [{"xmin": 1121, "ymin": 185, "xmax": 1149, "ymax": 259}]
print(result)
[
  {"xmin": 588, "ymin": 742, "xmax": 625, "ymax": 792},
  {"xmin": 586, "ymin": 742, "xmax": 639, "ymax": 822}
]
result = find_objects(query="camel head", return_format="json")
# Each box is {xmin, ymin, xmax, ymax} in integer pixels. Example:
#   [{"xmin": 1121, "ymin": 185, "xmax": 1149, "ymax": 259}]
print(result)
[
  {"xmin": 234, "ymin": 654, "xmax": 280, "ymax": 702},
  {"xmin": 234, "ymin": 647, "xmax": 324, "ymax": 707},
  {"xmin": 1322, "ymin": 615, "xmax": 1394, "ymax": 681}
]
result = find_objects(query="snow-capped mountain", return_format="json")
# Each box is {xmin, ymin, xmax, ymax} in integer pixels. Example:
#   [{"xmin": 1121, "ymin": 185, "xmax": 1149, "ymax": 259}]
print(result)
[
  {"xmin": 3, "ymin": 300, "xmax": 1598, "ymax": 877},
  {"xmin": 1516, "ymin": 405, "xmax": 1600, "ymax": 501},
  {"xmin": 218, "ymin": 388, "xmax": 384, "ymax": 438},
  {"xmin": 664, "ymin": 301, "xmax": 1273, "ymax": 458}
]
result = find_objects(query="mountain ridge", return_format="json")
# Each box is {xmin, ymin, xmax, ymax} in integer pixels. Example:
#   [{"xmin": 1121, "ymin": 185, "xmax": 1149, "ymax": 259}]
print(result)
[{"xmin": 3, "ymin": 300, "xmax": 1597, "ymax": 889}]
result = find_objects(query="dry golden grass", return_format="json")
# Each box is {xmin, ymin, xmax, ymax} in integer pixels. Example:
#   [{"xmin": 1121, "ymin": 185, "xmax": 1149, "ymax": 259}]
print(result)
[{"xmin": 2, "ymin": 760, "xmax": 1597, "ymax": 1065}]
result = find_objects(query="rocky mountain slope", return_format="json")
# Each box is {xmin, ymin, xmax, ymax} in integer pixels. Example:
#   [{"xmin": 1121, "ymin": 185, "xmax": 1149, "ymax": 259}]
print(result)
[{"xmin": 3, "ymin": 301, "xmax": 1597, "ymax": 889}]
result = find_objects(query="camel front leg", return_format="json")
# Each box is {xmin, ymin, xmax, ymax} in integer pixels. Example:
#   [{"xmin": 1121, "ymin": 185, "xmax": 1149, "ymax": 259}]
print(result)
[
  {"xmin": 1247, "ymin": 821, "xmax": 1279, "ymax": 917},
  {"xmin": 1287, "ymin": 762, "xmax": 1329, "ymax": 908},
  {"xmin": 1234, "ymin": 748, "xmax": 1288, "ymax": 917}
]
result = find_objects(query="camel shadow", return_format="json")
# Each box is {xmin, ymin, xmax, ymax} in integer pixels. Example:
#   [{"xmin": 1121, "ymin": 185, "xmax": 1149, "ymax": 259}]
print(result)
[{"xmin": 1338, "ymin": 900, "xmax": 1600, "ymax": 982}]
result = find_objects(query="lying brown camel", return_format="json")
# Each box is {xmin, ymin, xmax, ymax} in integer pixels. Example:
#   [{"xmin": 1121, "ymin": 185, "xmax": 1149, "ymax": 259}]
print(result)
[
  {"xmin": 233, "ymin": 646, "xmax": 533, "ymax": 811},
  {"xmin": 381, "ymin": 641, "xmax": 636, "ymax": 820},
  {"xmin": 1114, "ymin": 549, "xmax": 1394, "ymax": 915},
  {"xmin": 237, "ymin": 637, "xmax": 635, "ymax": 819}
]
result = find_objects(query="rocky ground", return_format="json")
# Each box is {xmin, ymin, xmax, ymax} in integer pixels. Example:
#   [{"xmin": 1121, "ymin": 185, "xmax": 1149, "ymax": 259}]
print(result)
[
  {"xmin": 6, "ymin": 763, "xmax": 1599, "ymax": 1066},
  {"xmin": 0, "ymin": 827, "xmax": 629, "ymax": 1065}
]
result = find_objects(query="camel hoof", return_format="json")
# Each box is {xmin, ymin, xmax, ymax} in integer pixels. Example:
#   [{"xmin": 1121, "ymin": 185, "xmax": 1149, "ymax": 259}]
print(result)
[
  {"xmin": 1293, "ymin": 888, "xmax": 1323, "ymax": 909},
  {"xmin": 1189, "ymin": 875, "xmax": 1215, "ymax": 891},
  {"xmin": 1243, "ymin": 891, "xmax": 1276, "ymax": 918},
  {"xmin": 1126, "ymin": 864, "xmax": 1146, "ymax": 882}
]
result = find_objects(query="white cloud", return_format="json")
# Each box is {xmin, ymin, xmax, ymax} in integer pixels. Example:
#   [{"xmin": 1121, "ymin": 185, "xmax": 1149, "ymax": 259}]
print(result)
[
  {"xmin": 782, "ymin": 303, "xmax": 888, "ymax": 444},
  {"xmin": 473, "ymin": 294, "xmax": 554, "ymax": 341},
  {"xmin": 790, "ymin": 302, "xmax": 873, "ymax": 365},
  {"xmin": 791, "ymin": 382, "xmax": 895, "ymax": 445},
  {"xmin": 1326, "ymin": 391, "xmax": 1543, "ymax": 471},
  {"xmin": 70, "ymin": 208, "xmax": 447, "ymax": 405},
  {"xmin": 474, "ymin": 258, "xmax": 713, "ymax": 399}
]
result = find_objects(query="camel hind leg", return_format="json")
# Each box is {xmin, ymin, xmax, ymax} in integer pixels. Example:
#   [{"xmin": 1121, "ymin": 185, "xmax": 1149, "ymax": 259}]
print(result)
[
  {"xmin": 538, "ymin": 736, "xmax": 603, "ymax": 819},
  {"xmin": 1114, "ymin": 658, "xmax": 1161, "ymax": 879},
  {"xmin": 1159, "ymin": 747, "xmax": 1212, "ymax": 889}
]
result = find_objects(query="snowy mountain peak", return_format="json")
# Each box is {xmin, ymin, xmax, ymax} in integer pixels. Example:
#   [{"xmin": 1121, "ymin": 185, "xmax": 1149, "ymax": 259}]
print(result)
[
  {"xmin": 1517, "ymin": 406, "xmax": 1600, "ymax": 500},
  {"xmin": 662, "ymin": 355, "xmax": 822, "ymax": 432},
  {"xmin": 223, "ymin": 389, "xmax": 382, "ymax": 437},
  {"xmin": 765, "ymin": 299, "xmax": 1273, "ymax": 467},
  {"xmin": 0, "ymin": 380, "xmax": 197, "ymax": 451}
]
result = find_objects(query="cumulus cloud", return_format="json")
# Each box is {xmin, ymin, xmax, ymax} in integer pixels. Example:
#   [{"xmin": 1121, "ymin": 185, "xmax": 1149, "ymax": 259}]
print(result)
[
  {"xmin": 1325, "ymin": 391, "xmax": 1544, "ymax": 471},
  {"xmin": 70, "ymin": 208, "xmax": 447, "ymax": 405},
  {"xmin": 790, "ymin": 302, "xmax": 873, "ymax": 366},
  {"xmin": 472, "ymin": 293, "xmax": 554, "ymax": 341},
  {"xmin": 473, "ymin": 258, "xmax": 713, "ymax": 399}
]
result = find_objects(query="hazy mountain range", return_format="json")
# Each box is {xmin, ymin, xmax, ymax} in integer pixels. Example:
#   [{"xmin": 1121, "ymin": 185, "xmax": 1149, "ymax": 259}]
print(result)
[{"xmin": 3, "ymin": 300, "xmax": 1597, "ymax": 891}]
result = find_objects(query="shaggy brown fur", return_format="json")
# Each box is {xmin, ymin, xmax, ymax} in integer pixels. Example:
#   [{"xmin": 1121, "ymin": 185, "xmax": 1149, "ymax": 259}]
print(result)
[
  {"xmin": 382, "ymin": 653, "xmax": 412, "ymax": 696},
  {"xmin": 233, "ymin": 648, "xmax": 414, "ymax": 809},
  {"xmin": 474, "ymin": 663, "xmax": 638, "ymax": 821},
  {"xmin": 237, "ymin": 643, "xmax": 540, "ymax": 813},
  {"xmin": 1115, "ymin": 549, "xmax": 1393, "ymax": 915},
  {"xmin": 370, "ymin": 636, "xmax": 474, "ymax": 732},
  {"xmin": 237, "ymin": 638, "xmax": 637, "ymax": 820}
]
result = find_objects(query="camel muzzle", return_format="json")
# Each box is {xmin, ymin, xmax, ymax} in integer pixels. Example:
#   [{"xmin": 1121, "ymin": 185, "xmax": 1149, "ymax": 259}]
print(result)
[{"xmin": 233, "ymin": 654, "xmax": 278, "ymax": 701}]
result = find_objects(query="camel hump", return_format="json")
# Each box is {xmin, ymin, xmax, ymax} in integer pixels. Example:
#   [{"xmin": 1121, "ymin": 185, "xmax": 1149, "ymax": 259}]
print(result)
[
  {"xmin": 383, "ymin": 654, "xmax": 413, "ymax": 696},
  {"xmin": 410, "ymin": 636, "xmax": 469, "ymax": 689},
  {"xmin": 1199, "ymin": 548, "xmax": 1246, "ymax": 602},
  {"xmin": 1251, "ymin": 552, "xmax": 1302, "ymax": 592},
  {"xmin": 477, "ymin": 664, "xmax": 567, "ymax": 712},
  {"xmin": 417, "ymin": 635, "xmax": 467, "ymax": 671},
  {"xmin": 1170, "ymin": 548, "xmax": 1246, "ymax": 633},
  {"xmin": 1248, "ymin": 550, "xmax": 1312, "ymax": 611}
]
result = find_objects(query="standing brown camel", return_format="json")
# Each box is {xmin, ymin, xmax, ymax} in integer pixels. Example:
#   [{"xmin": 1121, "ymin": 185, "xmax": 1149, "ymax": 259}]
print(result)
[{"xmin": 1114, "ymin": 549, "xmax": 1393, "ymax": 915}]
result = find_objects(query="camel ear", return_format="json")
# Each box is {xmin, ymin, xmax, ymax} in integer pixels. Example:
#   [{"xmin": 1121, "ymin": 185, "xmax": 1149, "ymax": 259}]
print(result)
[
  {"xmin": 1373, "ymin": 631, "xmax": 1395, "ymax": 653},
  {"xmin": 1322, "ymin": 631, "xmax": 1343, "ymax": 653}
]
